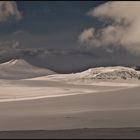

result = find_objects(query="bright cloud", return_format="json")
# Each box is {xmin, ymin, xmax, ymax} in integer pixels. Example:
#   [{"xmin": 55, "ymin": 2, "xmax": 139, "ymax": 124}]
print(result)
[
  {"xmin": 79, "ymin": 1, "xmax": 140, "ymax": 54},
  {"xmin": 0, "ymin": 1, "xmax": 22, "ymax": 22}
]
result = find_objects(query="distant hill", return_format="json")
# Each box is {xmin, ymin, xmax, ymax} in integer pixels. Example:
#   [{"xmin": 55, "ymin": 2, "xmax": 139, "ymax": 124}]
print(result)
[
  {"xmin": 77, "ymin": 66, "xmax": 140, "ymax": 80},
  {"xmin": 31, "ymin": 66, "xmax": 140, "ymax": 81},
  {"xmin": 0, "ymin": 59, "xmax": 55, "ymax": 80}
]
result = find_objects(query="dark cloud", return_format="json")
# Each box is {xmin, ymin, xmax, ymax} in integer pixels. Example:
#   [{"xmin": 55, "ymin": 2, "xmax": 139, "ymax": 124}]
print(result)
[
  {"xmin": 0, "ymin": 44, "xmax": 139, "ymax": 73},
  {"xmin": 0, "ymin": 2, "xmax": 140, "ymax": 73}
]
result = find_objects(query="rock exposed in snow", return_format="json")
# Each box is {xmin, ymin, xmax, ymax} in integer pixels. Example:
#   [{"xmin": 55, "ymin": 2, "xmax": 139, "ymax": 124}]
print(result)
[
  {"xmin": 132, "ymin": 66, "xmax": 140, "ymax": 71},
  {"xmin": 0, "ymin": 59, "xmax": 55, "ymax": 80}
]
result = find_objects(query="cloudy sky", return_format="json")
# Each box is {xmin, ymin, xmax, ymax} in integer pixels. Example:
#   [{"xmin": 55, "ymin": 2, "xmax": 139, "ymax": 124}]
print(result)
[{"xmin": 0, "ymin": 1, "xmax": 140, "ymax": 73}]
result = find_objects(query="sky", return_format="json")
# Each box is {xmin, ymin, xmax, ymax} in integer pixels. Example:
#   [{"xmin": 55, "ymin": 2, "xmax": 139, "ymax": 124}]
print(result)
[{"xmin": 0, "ymin": 1, "xmax": 140, "ymax": 73}]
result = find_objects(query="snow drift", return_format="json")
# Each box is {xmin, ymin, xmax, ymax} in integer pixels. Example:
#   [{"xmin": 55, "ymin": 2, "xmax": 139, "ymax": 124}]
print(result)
[{"xmin": 0, "ymin": 59, "xmax": 55, "ymax": 80}]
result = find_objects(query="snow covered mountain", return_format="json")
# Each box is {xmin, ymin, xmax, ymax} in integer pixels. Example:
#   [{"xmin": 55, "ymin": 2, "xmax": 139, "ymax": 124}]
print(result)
[
  {"xmin": 77, "ymin": 66, "xmax": 140, "ymax": 80},
  {"xmin": 0, "ymin": 59, "xmax": 55, "ymax": 80},
  {"xmin": 37, "ymin": 66, "xmax": 140, "ymax": 81},
  {"xmin": 1, "ymin": 60, "xmax": 139, "ymax": 81}
]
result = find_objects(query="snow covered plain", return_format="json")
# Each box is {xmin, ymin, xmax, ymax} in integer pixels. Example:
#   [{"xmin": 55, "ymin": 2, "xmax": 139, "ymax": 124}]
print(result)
[{"xmin": 1, "ymin": 59, "xmax": 140, "ymax": 138}]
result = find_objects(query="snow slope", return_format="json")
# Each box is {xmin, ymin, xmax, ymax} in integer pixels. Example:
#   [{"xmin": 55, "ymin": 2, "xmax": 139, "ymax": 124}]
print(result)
[{"xmin": 0, "ymin": 59, "xmax": 55, "ymax": 80}]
